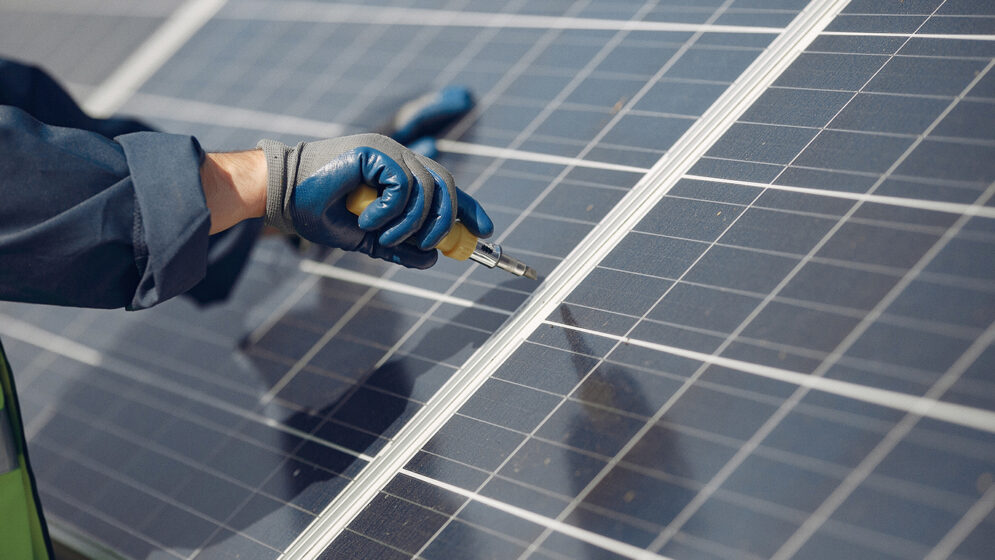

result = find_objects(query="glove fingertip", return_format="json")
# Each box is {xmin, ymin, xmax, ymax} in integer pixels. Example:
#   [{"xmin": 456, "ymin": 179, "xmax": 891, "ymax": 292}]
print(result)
[
  {"xmin": 457, "ymin": 192, "xmax": 494, "ymax": 238},
  {"xmin": 358, "ymin": 202, "xmax": 397, "ymax": 231}
]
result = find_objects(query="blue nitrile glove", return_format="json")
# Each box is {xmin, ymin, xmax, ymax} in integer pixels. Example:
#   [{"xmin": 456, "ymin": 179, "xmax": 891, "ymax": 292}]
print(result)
[
  {"xmin": 389, "ymin": 85, "xmax": 475, "ymax": 146},
  {"xmin": 257, "ymin": 133, "xmax": 493, "ymax": 269}
]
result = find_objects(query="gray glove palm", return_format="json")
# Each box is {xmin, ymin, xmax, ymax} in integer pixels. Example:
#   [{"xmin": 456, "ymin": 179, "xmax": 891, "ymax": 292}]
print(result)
[{"xmin": 258, "ymin": 133, "xmax": 492, "ymax": 269}]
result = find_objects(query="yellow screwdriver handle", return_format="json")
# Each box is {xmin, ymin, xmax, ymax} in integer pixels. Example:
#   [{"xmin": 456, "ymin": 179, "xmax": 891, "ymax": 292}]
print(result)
[{"xmin": 346, "ymin": 185, "xmax": 477, "ymax": 261}]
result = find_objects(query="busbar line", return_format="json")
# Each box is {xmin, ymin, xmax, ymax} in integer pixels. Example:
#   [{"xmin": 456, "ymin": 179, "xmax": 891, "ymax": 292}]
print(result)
[
  {"xmin": 127, "ymin": 92, "xmax": 349, "ymax": 138},
  {"xmin": 83, "ymin": 0, "xmax": 227, "ymax": 116},
  {"xmin": 543, "ymin": 320, "xmax": 995, "ymax": 435},
  {"xmin": 436, "ymin": 139, "xmax": 649, "ymax": 174},
  {"xmin": 230, "ymin": 1, "xmax": 784, "ymax": 35},
  {"xmin": 0, "ymin": 314, "xmax": 374, "ymax": 463},
  {"xmin": 278, "ymin": 1, "xmax": 850, "ymax": 558},
  {"xmin": 298, "ymin": 259, "xmax": 513, "ymax": 317},
  {"xmin": 399, "ymin": 469, "xmax": 673, "ymax": 560},
  {"xmin": 822, "ymin": 31, "xmax": 995, "ymax": 42},
  {"xmin": 683, "ymin": 174, "xmax": 995, "ymax": 219}
]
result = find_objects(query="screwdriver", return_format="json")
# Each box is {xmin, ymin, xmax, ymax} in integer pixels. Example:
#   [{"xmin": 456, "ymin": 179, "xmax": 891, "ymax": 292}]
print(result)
[{"xmin": 347, "ymin": 185, "xmax": 539, "ymax": 280}]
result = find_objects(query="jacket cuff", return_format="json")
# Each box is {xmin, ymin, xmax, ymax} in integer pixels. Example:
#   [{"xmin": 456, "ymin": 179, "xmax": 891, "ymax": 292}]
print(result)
[{"xmin": 118, "ymin": 132, "xmax": 211, "ymax": 310}]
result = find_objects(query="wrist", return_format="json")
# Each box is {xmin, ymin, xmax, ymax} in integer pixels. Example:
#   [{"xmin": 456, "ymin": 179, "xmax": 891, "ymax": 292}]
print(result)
[{"xmin": 200, "ymin": 149, "xmax": 267, "ymax": 234}]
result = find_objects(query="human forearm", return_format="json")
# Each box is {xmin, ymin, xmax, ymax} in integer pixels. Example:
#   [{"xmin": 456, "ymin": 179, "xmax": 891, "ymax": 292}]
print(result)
[{"xmin": 200, "ymin": 149, "xmax": 267, "ymax": 235}]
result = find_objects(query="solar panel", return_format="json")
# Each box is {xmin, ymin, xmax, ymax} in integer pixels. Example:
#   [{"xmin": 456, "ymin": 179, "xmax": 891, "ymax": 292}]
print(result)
[{"xmin": 0, "ymin": 0, "xmax": 993, "ymax": 559}]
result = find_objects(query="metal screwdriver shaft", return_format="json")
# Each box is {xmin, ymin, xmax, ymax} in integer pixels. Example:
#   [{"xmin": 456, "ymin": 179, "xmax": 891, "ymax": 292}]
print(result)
[
  {"xmin": 466, "ymin": 239, "xmax": 538, "ymax": 280},
  {"xmin": 346, "ymin": 185, "xmax": 539, "ymax": 280}
]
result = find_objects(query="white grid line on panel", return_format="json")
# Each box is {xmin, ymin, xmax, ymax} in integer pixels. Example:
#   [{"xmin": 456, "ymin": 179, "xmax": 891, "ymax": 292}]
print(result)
[
  {"xmin": 83, "ymin": 0, "xmax": 227, "ymax": 116},
  {"xmin": 227, "ymin": 1, "xmax": 785, "ymax": 35}
]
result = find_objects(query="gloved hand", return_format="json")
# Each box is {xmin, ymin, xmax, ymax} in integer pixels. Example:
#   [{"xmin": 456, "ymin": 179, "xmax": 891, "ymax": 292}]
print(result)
[{"xmin": 257, "ymin": 133, "xmax": 492, "ymax": 269}]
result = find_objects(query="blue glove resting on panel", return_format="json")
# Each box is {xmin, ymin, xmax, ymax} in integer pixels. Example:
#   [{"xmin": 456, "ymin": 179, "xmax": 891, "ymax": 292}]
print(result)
[
  {"xmin": 390, "ymin": 85, "xmax": 475, "ymax": 147},
  {"xmin": 257, "ymin": 133, "xmax": 492, "ymax": 269}
]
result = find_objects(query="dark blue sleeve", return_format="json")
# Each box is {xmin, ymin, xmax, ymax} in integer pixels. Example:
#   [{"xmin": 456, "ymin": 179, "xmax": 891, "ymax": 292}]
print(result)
[
  {"xmin": 0, "ymin": 106, "xmax": 212, "ymax": 310},
  {"xmin": 0, "ymin": 58, "xmax": 151, "ymax": 138},
  {"xmin": 0, "ymin": 57, "xmax": 262, "ymax": 308}
]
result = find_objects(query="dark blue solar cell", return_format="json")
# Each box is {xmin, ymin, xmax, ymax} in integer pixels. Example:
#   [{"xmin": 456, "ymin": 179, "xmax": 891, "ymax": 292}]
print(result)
[
  {"xmin": 897, "ymin": 140, "xmax": 995, "ymax": 184},
  {"xmin": 636, "ymin": 195, "xmax": 744, "ymax": 241},
  {"xmin": 260, "ymin": 458, "xmax": 351, "ymax": 514},
  {"xmin": 421, "ymin": 517, "xmax": 530, "ymax": 560},
  {"xmin": 648, "ymin": 282, "xmax": 761, "ymax": 334},
  {"xmin": 666, "ymin": 384, "xmax": 779, "ymax": 441},
  {"xmin": 574, "ymin": 360, "xmax": 684, "ymax": 417},
  {"xmin": 528, "ymin": 321, "xmax": 621, "ymax": 358},
  {"xmin": 459, "ymin": 378, "xmax": 562, "ymax": 433},
  {"xmin": 816, "ymin": 222, "xmax": 940, "ymax": 269},
  {"xmin": 604, "ymin": 113, "xmax": 694, "ymax": 151},
  {"xmin": 846, "ymin": 322, "xmax": 972, "ymax": 374},
  {"xmin": 680, "ymin": 498, "xmax": 801, "ymax": 558},
  {"xmin": 227, "ymin": 496, "xmax": 314, "ymax": 551},
  {"xmin": 546, "ymin": 303, "xmax": 637, "ymax": 336},
  {"xmin": 780, "ymin": 261, "xmax": 900, "ymax": 310},
  {"xmin": 195, "ymin": 530, "xmax": 280, "ymax": 560},
  {"xmin": 775, "ymin": 52, "xmax": 889, "ymax": 90},
  {"xmin": 667, "ymin": 47, "xmax": 761, "ymax": 82},
  {"xmin": 348, "ymin": 492, "xmax": 449, "ymax": 554},
  {"xmin": 566, "ymin": 76, "xmax": 647, "ymax": 108},
  {"xmin": 318, "ymin": 530, "xmax": 410, "ymax": 560},
  {"xmin": 493, "ymin": 342, "xmax": 599, "ymax": 395},
  {"xmin": 742, "ymin": 301, "xmax": 862, "ymax": 353},
  {"xmin": 479, "ymin": 476, "xmax": 569, "ymax": 520},
  {"xmin": 826, "ymin": 14, "xmax": 929, "ymax": 34},
  {"xmin": 623, "ymin": 423, "xmax": 738, "ymax": 484},
  {"xmin": 636, "ymin": 80, "xmax": 730, "ymax": 116},
  {"xmin": 602, "ymin": 233, "xmax": 708, "ymax": 278},
  {"xmin": 629, "ymin": 319, "xmax": 726, "ymax": 354},
  {"xmin": 404, "ymin": 450, "xmax": 490, "ymax": 491},
  {"xmin": 709, "ymin": 121, "xmax": 818, "ymax": 164},
  {"xmin": 867, "ymin": 56, "xmax": 990, "ymax": 97},
  {"xmin": 793, "ymin": 530, "xmax": 913, "ymax": 560},
  {"xmin": 932, "ymin": 100, "xmax": 995, "ymax": 141},
  {"xmin": 832, "ymin": 485, "xmax": 964, "ymax": 548},
  {"xmin": 721, "ymin": 453, "xmax": 841, "ymax": 512},
  {"xmin": 535, "ymin": 400, "xmax": 645, "ymax": 457},
  {"xmin": 722, "ymin": 206, "xmax": 837, "ymax": 254},
  {"xmin": 424, "ymin": 415, "xmax": 525, "ymax": 471},
  {"xmin": 829, "ymin": 93, "xmax": 948, "ymax": 135},
  {"xmin": 498, "ymin": 438, "xmax": 607, "ymax": 497},
  {"xmin": 685, "ymin": 245, "xmax": 800, "ymax": 294},
  {"xmin": 535, "ymin": 182, "xmax": 626, "ymax": 223},
  {"xmin": 742, "ymin": 87, "xmax": 852, "ymax": 127},
  {"xmin": 794, "ymin": 129, "xmax": 914, "ymax": 174},
  {"xmin": 582, "ymin": 464, "xmax": 698, "ymax": 528}
]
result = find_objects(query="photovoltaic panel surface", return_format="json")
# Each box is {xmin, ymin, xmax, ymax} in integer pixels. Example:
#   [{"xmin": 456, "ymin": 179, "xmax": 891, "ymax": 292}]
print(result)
[
  {"xmin": 0, "ymin": 1, "xmax": 993, "ymax": 560},
  {"xmin": 326, "ymin": 3, "xmax": 995, "ymax": 560}
]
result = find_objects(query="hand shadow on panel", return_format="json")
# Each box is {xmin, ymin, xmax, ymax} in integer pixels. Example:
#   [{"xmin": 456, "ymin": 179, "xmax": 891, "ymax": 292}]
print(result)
[
  {"xmin": 557, "ymin": 305, "xmax": 684, "ymax": 558},
  {"xmin": 32, "ymin": 249, "xmax": 526, "ymax": 559},
  {"xmin": 220, "ymin": 272, "xmax": 529, "ymax": 558}
]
